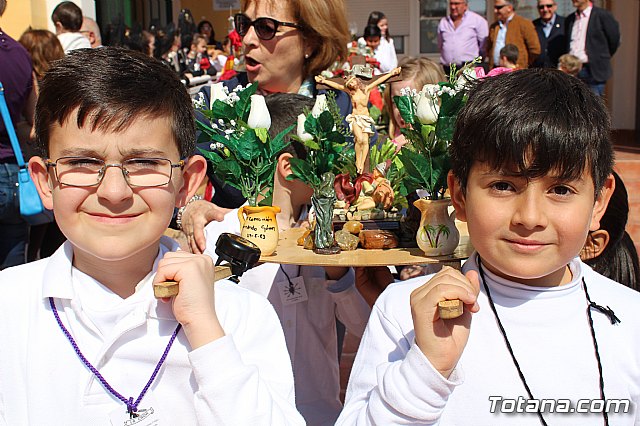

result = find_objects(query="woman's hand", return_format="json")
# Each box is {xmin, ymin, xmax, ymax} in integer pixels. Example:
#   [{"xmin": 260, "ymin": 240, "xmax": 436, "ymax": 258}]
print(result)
[
  {"xmin": 155, "ymin": 251, "xmax": 225, "ymax": 350},
  {"xmin": 410, "ymin": 266, "xmax": 480, "ymax": 378},
  {"xmin": 180, "ymin": 200, "xmax": 231, "ymax": 254}
]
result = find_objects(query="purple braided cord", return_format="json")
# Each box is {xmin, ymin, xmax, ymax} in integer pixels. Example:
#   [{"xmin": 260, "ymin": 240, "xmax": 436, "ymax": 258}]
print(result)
[{"xmin": 49, "ymin": 297, "xmax": 182, "ymax": 414}]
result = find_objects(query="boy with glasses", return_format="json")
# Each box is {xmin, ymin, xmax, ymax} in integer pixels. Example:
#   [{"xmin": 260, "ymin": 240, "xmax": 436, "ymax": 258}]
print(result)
[
  {"xmin": 532, "ymin": 0, "xmax": 566, "ymax": 68},
  {"xmin": 0, "ymin": 47, "xmax": 304, "ymax": 425}
]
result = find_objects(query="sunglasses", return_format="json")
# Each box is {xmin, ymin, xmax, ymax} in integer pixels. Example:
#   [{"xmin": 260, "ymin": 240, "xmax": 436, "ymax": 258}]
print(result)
[
  {"xmin": 234, "ymin": 13, "xmax": 302, "ymax": 41},
  {"xmin": 494, "ymin": 4, "xmax": 509, "ymax": 9},
  {"xmin": 538, "ymin": 4, "xmax": 555, "ymax": 9}
]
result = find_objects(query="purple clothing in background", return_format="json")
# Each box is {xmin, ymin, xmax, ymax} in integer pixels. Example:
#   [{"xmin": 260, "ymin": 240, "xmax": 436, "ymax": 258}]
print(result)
[
  {"xmin": 0, "ymin": 29, "xmax": 33, "ymax": 161},
  {"xmin": 438, "ymin": 10, "xmax": 489, "ymax": 66}
]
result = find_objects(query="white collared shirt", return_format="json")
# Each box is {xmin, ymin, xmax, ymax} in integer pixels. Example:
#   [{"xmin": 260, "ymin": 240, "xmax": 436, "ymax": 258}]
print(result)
[
  {"xmin": 0, "ymin": 237, "xmax": 304, "ymax": 425},
  {"xmin": 570, "ymin": 5, "xmax": 593, "ymax": 63}
]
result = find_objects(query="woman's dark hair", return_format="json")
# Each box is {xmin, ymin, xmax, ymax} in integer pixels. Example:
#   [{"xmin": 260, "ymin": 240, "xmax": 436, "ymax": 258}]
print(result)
[
  {"xmin": 367, "ymin": 11, "xmax": 391, "ymax": 40},
  {"xmin": 584, "ymin": 172, "xmax": 640, "ymax": 291},
  {"xmin": 363, "ymin": 24, "xmax": 381, "ymax": 39},
  {"xmin": 36, "ymin": 47, "xmax": 195, "ymax": 158},
  {"xmin": 196, "ymin": 20, "xmax": 216, "ymax": 45},
  {"xmin": 51, "ymin": 1, "xmax": 84, "ymax": 32},
  {"xmin": 451, "ymin": 68, "xmax": 614, "ymax": 195}
]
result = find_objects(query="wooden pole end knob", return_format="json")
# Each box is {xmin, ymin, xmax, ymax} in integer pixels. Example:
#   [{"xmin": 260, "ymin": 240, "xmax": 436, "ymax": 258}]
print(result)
[
  {"xmin": 438, "ymin": 299, "xmax": 463, "ymax": 319},
  {"xmin": 153, "ymin": 281, "xmax": 179, "ymax": 298}
]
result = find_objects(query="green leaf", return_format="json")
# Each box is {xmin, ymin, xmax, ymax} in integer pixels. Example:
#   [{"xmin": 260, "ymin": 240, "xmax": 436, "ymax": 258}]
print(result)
[
  {"xmin": 399, "ymin": 149, "xmax": 436, "ymax": 194},
  {"xmin": 288, "ymin": 157, "xmax": 321, "ymax": 188},
  {"xmin": 393, "ymin": 95, "xmax": 415, "ymax": 125},
  {"xmin": 269, "ymin": 124, "xmax": 295, "ymax": 157},
  {"xmin": 211, "ymin": 99, "xmax": 235, "ymax": 120},
  {"xmin": 318, "ymin": 110, "xmax": 334, "ymax": 133}
]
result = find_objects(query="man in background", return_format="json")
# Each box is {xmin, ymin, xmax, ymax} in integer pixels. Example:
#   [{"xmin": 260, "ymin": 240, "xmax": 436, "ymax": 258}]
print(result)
[
  {"xmin": 486, "ymin": 0, "xmax": 540, "ymax": 69},
  {"xmin": 80, "ymin": 16, "xmax": 102, "ymax": 48},
  {"xmin": 437, "ymin": 0, "xmax": 488, "ymax": 75},
  {"xmin": 565, "ymin": 0, "xmax": 620, "ymax": 96},
  {"xmin": 532, "ymin": 0, "xmax": 566, "ymax": 68}
]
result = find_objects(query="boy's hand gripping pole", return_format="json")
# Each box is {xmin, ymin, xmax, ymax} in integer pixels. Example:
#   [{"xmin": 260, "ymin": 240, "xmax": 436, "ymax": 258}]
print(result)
[{"xmin": 153, "ymin": 233, "xmax": 262, "ymax": 298}]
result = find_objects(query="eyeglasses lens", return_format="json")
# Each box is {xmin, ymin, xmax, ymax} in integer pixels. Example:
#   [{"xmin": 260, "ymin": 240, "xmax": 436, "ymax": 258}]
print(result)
[
  {"xmin": 234, "ymin": 14, "xmax": 278, "ymax": 40},
  {"xmin": 254, "ymin": 18, "xmax": 277, "ymax": 40}
]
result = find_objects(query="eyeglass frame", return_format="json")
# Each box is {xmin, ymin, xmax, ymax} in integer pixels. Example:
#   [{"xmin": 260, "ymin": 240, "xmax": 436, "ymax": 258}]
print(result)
[
  {"xmin": 45, "ymin": 156, "xmax": 185, "ymax": 188},
  {"xmin": 537, "ymin": 3, "xmax": 555, "ymax": 9},
  {"xmin": 234, "ymin": 13, "xmax": 302, "ymax": 41}
]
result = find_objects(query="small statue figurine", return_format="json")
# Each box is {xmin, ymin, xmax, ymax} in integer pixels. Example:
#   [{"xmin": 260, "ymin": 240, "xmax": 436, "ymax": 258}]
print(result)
[{"xmin": 315, "ymin": 66, "xmax": 401, "ymax": 174}]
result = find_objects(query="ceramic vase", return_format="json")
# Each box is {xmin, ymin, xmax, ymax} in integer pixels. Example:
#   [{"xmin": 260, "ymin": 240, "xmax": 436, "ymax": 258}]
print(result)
[
  {"xmin": 237, "ymin": 205, "xmax": 281, "ymax": 256},
  {"xmin": 414, "ymin": 198, "xmax": 460, "ymax": 256}
]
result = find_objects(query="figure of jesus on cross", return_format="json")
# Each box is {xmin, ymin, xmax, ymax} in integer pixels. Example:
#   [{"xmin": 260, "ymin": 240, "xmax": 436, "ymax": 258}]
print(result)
[{"xmin": 315, "ymin": 66, "xmax": 401, "ymax": 174}]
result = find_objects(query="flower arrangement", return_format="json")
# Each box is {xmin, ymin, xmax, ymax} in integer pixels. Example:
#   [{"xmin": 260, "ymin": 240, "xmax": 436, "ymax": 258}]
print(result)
[
  {"xmin": 287, "ymin": 93, "xmax": 353, "ymax": 251},
  {"xmin": 394, "ymin": 59, "xmax": 480, "ymax": 200},
  {"xmin": 194, "ymin": 82, "xmax": 294, "ymax": 207}
]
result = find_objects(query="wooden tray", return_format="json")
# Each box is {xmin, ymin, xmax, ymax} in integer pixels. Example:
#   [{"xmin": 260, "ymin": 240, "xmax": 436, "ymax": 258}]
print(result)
[{"xmin": 259, "ymin": 226, "xmax": 473, "ymax": 267}]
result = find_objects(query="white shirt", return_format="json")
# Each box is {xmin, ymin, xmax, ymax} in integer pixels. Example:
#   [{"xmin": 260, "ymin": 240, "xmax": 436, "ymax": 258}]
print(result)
[
  {"xmin": 570, "ymin": 5, "xmax": 592, "ymax": 63},
  {"xmin": 204, "ymin": 210, "xmax": 371, "ymax": 426},
  {"xmin": 57, "ymin": 32, "xmax": 92, "ymax": 53},
  {"xmin": 338, "ymin": 254, "xmax": 640, "ymax": 425},
  {"xmin": 0, "ymin": 237, "xmax": 305, "ymax": 425},
  {"xmin": 356, "ymin": 36, "xmax": 398, "ymax": 74}
]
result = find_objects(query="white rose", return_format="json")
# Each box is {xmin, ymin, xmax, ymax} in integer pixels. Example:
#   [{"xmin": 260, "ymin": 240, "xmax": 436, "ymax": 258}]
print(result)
[
  {"xmin": 296, "ymin": 113, "xmax": 313, "ymax": 141},
  {"xmin": 209, "ymin": 82, "xmax": 227, "ymax": 108},
  {"xmin": 415, "ymin": 91, "xmax": 439, "ymax": 125},
  {"xmin": 311, "ymin": 94, "xmax": 327, "ymax": 118},
  {"xmin": 247, "ymin": 94, "xmax": 271, "ymax": 130}
]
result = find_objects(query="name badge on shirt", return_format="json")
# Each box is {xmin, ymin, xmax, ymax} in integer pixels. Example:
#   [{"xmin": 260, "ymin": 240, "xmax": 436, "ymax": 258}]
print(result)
[
  {"xmin": 109, "ymin": 394, "xmax": 160, "ymax": 426},
  {"xmin": 276, "ymin": 276, "xmax": 308, "ymax": 305}
]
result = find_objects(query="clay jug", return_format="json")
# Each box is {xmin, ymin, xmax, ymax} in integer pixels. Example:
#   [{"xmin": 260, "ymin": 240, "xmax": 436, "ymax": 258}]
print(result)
[
  {"xmin": 414, "ymin": 198, "xmax": 460, "ymax": 256},
  {"xmin": 237, "ymin": 205, "xmax": 281, "ymax": 256}
]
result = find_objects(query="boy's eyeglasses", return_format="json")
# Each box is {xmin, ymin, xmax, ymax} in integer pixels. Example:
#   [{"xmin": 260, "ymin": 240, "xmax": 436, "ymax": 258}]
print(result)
[
  {"xmin": 538, "ymin": 4, "xmax": 554, "ymax": 9},
  {"xmin": 45, "ymin": 157, "xmax": 185, "ymax": 188},
  {"xmin": 234, "ymin": 13, "xmax": 302, "ymax": 41}
]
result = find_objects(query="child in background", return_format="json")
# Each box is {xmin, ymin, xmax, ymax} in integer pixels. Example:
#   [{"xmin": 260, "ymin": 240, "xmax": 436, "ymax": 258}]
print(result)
[
  {"xmin": 366, "ymin": 11, "xmax": 398, "ymax": 73},
  {"xmin": 51, "ymin": 1, "xmax": 91, "ymax": 52},
  {"xmin": 581, "ymin": 171, "xmax": 640, "ymax": 291},
  {"xmin": 498, "ymin": 44, "xmax": 519, "ymax": 69},
  {"xmin": 204, "ymin": 93, "xmax": 371, "ymax": 426},
  {"xmin": 0, "ymin": 48, "xmax": 304, "ymax": 425},
  {"xmin": 338, "ymin": 68, "xmax": 640, "ymax": 425},
  {"xmin": 558, "ymin": 53, "xmax": 583, "ymax": 77},
  {"xmin": 185, "ymin": 33, "xmax": 216, "ymax": 78},
  {"xmin": 383, "ymin": 57, "xmax": 446, "ymax": 149}
]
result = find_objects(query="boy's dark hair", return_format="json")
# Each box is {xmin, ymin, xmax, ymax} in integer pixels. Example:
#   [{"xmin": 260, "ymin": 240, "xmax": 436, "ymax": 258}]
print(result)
[
  {"xmin": 51, "ymin": 1, "xmax": 84, "ymax": 32},
  {"xmin": 36, "ymin": 47, "xmax": 195, "ymax": 158},
  {"xmin": 264, "ymin": 93, "xmax": 315, "ymax": 160},
  {"xmin": 363, "ymin": 24, "xmax": 381, "ymax": 40},
  {"xmin": 451, "ymin": 68, "xmax": 614, "ymax": 195},
  {"xmin": 585, "ymin": 172, "xmax": 640, "ymax": 291},
  {"xmin": 499, "ymin": 44, "xmax": 519, "ymax": 65}
]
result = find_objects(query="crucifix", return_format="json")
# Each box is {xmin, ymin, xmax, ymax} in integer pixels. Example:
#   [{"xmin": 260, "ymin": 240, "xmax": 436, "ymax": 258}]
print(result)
[{"xmin": 315, "ymin": 61, "xmax": 401, "ymax": 175}]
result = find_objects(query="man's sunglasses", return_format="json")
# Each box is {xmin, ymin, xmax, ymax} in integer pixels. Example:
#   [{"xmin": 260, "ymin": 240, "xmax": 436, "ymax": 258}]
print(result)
[
  {"xmin": 234, "ymin": 13, "xmax": 302, "ymax": 41},
  {"xmin": 538, "ymin": 3, "xmax": 554, "ymax": 9},
  {"xmin": 494, "ymin": 4, "xmax": 509, "ymax": 10}
]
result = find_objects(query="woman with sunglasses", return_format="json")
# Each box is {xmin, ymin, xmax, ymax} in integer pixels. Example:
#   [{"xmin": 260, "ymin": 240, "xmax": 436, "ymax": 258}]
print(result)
[{"xmin": 183, "ymin": 0, "xmax": 352, "ymax": 254}]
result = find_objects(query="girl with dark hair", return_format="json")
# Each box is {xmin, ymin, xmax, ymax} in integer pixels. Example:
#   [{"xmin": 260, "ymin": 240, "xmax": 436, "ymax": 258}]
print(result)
[{"xmin": 365, "ymin": 10, "xmax": 397, "ymax": 73}]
